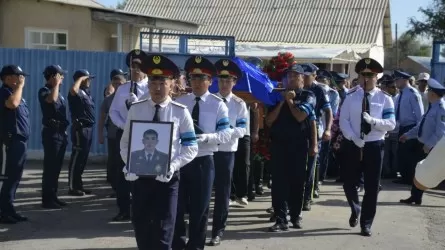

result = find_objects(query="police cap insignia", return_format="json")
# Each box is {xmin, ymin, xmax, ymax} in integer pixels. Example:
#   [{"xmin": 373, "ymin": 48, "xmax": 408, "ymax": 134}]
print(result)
[
  {"xmin": 223, "ymin": 60, "xmax": 229, "ymax": 67},
  {"xmin": 195, "ymin": 56, "xmax": 202, "ymax": 63},
  {"xmin": 153, "ymin": 56, "xmax": 161, "ymax": 64},
  {"xmin": 135, "ymin": 50, "xmax": 140, "ymax": 55},
  {"xmin": 365, "ymin": 58, "xmax": 371, "ymax": 65}
]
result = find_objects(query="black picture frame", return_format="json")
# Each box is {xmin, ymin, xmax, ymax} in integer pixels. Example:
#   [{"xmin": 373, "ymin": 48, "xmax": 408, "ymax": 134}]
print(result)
[{"xmin": 126, "ymin": 120, "xmax": 174, "ymax": 176}]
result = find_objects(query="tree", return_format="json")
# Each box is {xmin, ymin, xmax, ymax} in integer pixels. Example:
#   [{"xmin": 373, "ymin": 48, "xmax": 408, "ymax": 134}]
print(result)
[
  {"xmin": 384, "ymin": 32, "xmax": 432, "ymax": 69},
  {"xmin": 408, "ymin": 0, "xmax": 445, "ymax": 40},
  {"xmin": 116, "ymin": 0, "xmax": 128, "ymax": 10}
]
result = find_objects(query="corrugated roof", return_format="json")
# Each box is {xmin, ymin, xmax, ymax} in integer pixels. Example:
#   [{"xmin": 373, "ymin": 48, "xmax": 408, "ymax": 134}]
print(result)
[
  {"xmin": 407, "ymin": 56, "xmax": 432, "ymax": 71},
  {"xmin": 43, "ymin": 0, "xmax": 105, "ymax": 9},
  {"xmin": 125, "ymin": 0, "xmax": 389, "ymax": 45}
]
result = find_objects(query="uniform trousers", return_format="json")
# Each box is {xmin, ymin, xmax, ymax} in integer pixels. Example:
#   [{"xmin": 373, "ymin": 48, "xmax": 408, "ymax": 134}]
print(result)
[
  {"xmin": 408, "ymin": 143, "xmax": 428, "ymax": 201},
  {"xmin": 173, "ymin": 155, "xmax": 215, "ymax": 250},
  {"xmin": 212, "ymin": 151, "xmax": 235, "ymax": 238},
  {"xmin": 115, "ymin": 129, "xmax": 131, "ymax": 214},
  {"xmin": 271, "ymin": 139, "xmax": 308, "ymax": 224},
  {"xmin": 342, "ymin": 139, "xmax": 384, "ymax": 229},
  {"xmin": 41, "ymin": 128, "xmax": 67, "ymax": 203},
  {"xmin": 397, "ymin": 124, "xmax": 417, "ymax": 183},
  {"xmin": 318, "ymin": 140, "xmax": 331, "ymax": 182},
  {"xmin": 132, "ymin": 175, "xmax": 179, "ymax": 250},
  {"xmin": 382, "ymin": 134, "xmax": 398, "ymax": 177},
  {"xmin": 0, "ymin": 137, "xmax": 27, "ymax": 216},
  {"xmin": 232, "ymin": 136, "xmax": 250, "ymax": 199},
  {"xmin": 106, "ymin": 137, "xmax": 119, "ymax": 192},
  {"xmin": 304, "ymin": 139, "xmax": 321, "ymax": 202},
  {"xmin": 68, "ymin": 126, "xmax": 93, "ymax": 191}
]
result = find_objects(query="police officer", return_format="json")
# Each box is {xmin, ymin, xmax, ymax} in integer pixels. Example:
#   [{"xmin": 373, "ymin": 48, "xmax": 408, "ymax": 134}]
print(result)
[
  {"xmin": 399, "ymin": 78, "xmax": 445, "ymax": 205},
  {"xmin": 173, "ymin": 56, "xmax": 231, "ymax": 250},
  {"xmin": 109, "ymin": 50, "xmax": 149, "ymax": 221},
  {"xmin": 120, "ymin": 54, "xmax": 198, "ymax": 250},
  {"xmin": 339, "ymin": 58, "xmax": 396, "ymax": 237},
  {"xmin": 301, "ymin": 63, "xmax": 333, "ymax": 208},
  {"xmin": 209, "ymin": 59, "xmax": 248, "ymax": 246},
  {"xmin": 39, "ymin": 65, "xmax": 69, "ymax": 208},
  {"xmin": 265, "ymin": 64, "xmax": 317, "ymax": 232},
  {"xmin": 98, "ymin": 69, "xmax": 127, "ymax": 195},
  {"xmin": 331, "ymin": 71, "xmax": 350, "ymax": 105},
  {"xmin": 67, "ymin": 69, "xmax": 95, "ymax": 196},
  {"xmin": 393, "ymin": 70, "xmax": 424, "ymax": 184},
  {"xmin": 316, "ymin": 70, "xmax": 340, "ymax": 184},
  {"xmin": 0, "ymin": 65, "xmax": 30, "ymax": 224}
]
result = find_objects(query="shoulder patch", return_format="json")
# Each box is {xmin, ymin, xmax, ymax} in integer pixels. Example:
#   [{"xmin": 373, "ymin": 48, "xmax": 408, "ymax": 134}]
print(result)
[
  {"xmin": 210, "ymin": 93, "xmax": 223, "ymax": 101},
  {"xmin": 380, "ymin": 90, "xmax": 391, "ymax": 96},
  {"xmin": 171, "ymin": 101, "xmax": 186, "ymax": 109},
  {"xmin": 232, "ymin": 94, "xmax": 245, "ymax": 104}
]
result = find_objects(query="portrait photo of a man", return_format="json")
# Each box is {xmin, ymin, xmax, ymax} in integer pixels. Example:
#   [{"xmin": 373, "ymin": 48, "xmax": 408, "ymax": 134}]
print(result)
[{"xmin": 129, "ymin": 129, "xmax": 169, "ymax": 176}]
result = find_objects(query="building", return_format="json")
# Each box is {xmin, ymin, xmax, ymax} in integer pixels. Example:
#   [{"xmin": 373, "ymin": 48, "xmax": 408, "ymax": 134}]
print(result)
[
  {"xmin": 0, "ymin": 0, "xmax": 199, "ymax": 52},
  {"xmin": 125, "ymin": 0, "xmax": 392, "ymax": 75},
  {"xmin": 400, "ymin": 56, "xmax": 432, "ymax": 75}
]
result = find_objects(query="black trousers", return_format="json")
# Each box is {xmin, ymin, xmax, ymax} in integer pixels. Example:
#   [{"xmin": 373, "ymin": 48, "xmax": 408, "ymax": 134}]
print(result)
[
  {"xmin": 271, "ymin": 140, "xmax": 308, "ymax": 224},
  {"xmin": 232, "ymin": 136, "xmax": 250, "ymax": 199},
  {"xmin": 342, "ymin": 139, "xmax": 384, "ymax": 229},
  {"xmin": 106, "ymin": 137, "xmax": 119, "ymax": 192},
  {"xmin": 115, "ymin": 129, "xmax": 131, "ymax": 214},
  {"xmin": 41, "ymin": 128, "xmax": 67, "ymax": 203},
  {"xmin": 68, "ymin": 126, "xmax": 92, "ymax": 191},
  {"xmin": 397, "ymin": 124, "xmax": 417, "ymax": 183},
  {"xmin": 409, "ymin": 142, "xmax": 428, "ymax": 200},
  {"xmin": 132, "ymin": 176, "xmax": 179, "ymax": 250}
]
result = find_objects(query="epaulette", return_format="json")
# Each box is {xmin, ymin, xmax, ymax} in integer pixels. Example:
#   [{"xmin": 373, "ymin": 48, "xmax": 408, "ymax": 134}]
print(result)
[
  {"xmin": 210, "ymin": 93, "xmax": 223, "ymax": 101},
  {"xmin": 171, "ymin": 101, "xmax": 186, "ymax": 109},
  {"xmin": 347, "ymin": 87, "xmax": 359, "ymax": 95},
  {"xmin": 380, "ymin": 89, "xmax": 391, "ymax": 96},
  {"xmin": 130, "ymin": 99, "xmax": 148, "ymax": 106},
  {"xmin": 232, "ymin": 94, "xmax": 245, "ymax": 104}
]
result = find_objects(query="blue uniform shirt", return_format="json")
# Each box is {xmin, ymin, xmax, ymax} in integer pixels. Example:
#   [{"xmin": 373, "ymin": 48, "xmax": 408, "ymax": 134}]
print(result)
[
  {"xmin": 405, "ymin": 98, "xmax": 445, "ymax": 151},
  {"xmin": 395, "ymin": 85, "xmax": 424, "ymax": 127},
  {"xmin": 269, "ymin": 89, "xmax": 316, "ymax": 142},
  {"xmin": 67, "ymin": 87, "xmax": 95, "ymax": 126},
  {"xmin": 39, "ymin": 84, "xmax": 69, "ymax": 126},
  {"xmin": 0, "ymin": 84, "xmax": 30, "ymax": 140}
]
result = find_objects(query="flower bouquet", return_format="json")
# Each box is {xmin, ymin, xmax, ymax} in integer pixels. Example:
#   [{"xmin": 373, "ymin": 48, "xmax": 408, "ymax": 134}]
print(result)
[{"xmin": 262, "ymin": 52, "xmax": 297, "ymax": 82}]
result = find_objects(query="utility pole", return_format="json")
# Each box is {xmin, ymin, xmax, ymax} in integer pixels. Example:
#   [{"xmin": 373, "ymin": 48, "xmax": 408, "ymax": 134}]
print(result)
[{"xmin": 395, "ymin": 23, "xmax": 399, "ymax": 68}]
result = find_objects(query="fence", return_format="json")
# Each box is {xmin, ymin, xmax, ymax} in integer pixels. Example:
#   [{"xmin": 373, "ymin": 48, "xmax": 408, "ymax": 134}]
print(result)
[{"xmin": 0, "ymin": 48, "xmax": 127, "ymax": 158}]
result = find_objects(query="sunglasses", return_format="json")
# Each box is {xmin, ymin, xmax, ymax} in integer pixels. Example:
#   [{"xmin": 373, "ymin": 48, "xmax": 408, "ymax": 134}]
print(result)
[{"xmin": 360, "ymin": 72, "xmax": 377, "ymax": 78}]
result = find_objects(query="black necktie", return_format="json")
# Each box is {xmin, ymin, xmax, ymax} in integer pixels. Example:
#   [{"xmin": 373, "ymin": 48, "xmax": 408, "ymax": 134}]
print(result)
[
  {"xmin": 192, "ymin": 97, "xmax": 200, "ymax": 125},
  {"xmin": 153, "ymin": 104, "xmax": 161, "ymax": 122},
  {"xmin": 133, "ymin": 83, "xmax": 138, "ymax": 96},
  {"xmin": 361, "ymin": 92, "xmax": 371, "ymax": 136},
  {"xmin": 146, "ymin": 154, "xmax": 152, "ymax": 164},
  {"xmin": 417, "ymin": 104, "xmax": 431, "ymax": 137},
  {"xmin": 223, "ymin": 97, "xmax": 227, "ymax": 103},
  {"xmin": 395, "ymin": 90, "xmax": 403, "ymax": 121}
]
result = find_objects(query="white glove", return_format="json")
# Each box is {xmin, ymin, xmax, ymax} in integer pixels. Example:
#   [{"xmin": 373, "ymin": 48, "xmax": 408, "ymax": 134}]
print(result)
[
  {"xmin": 155, "ymin": 163, "xmax": 177, "ymax": 183},
  {"xmin": 352, "ymin": 136, "xmax": 365, "ymax": 148},
  {"xmin": 127, "ymin": 93, "xmax": 138, "ymax": 103},
  {"xmin": 362, "ymin": 112, "xmax": 375, "ymax": 125},
  {"xmin": 196, "ymin": 134, "xmax": 209, "ymax": 144},
  {"xmin": 122, "ymin": 166, "xmax": 139, "ymax": 181}
]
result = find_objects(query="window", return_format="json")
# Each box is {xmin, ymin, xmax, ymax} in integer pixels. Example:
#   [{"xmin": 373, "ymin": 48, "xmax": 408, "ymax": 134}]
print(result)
[{"xmin": 25, "ymin": 28, "xmax": 68, "ymax": 50}]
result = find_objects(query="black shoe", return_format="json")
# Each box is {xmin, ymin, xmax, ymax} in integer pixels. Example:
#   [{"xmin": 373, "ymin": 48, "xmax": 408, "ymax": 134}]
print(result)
[
  {"xmin": 360, "ymin": 227, "xmax": 372, "ymax": 237},
  {"xmin": 400, "ymin": 197, "xmax": 422, "ymax": 205},
  {"xmin": 269, "ymin": 213, "xmax": 276, "ymax": 222},
  {"xmin": 290, "ymin": 218, "xmax": 302, "ymax": 229},
  {"xmin": 42, "ymin": 202, "xmax": 62, "ymax": 209},
  {"xmin": 112, "ymin": 212, "xmax": 131, "ymax": 222},
  {"xmin": 268, "ymin": 222, "xmax": 289, "ymax": 232},
  {"xmin": 266, "ymin": 207, "xmax": 274, "ymax": 214},
  {"xmin": 356, "ymin": 186, "xmax": 363, "ymax": 192},
  {"xmin": 81, "ymin": 188, "xmax": 92, "ymax": 195},
  {"xmin": 255, "ymin": 185, "xmax": 264, "ymax": 195},
  {"xmin": 349, "ymin": 213, "xmax": 358, "ymax": 228},
  {"xmin": 302, "ymin": 201, "xmax": 311, "ymax": 211},
  {"xmin": 12, "ymin": 213, "xmax": 28, "ymax": 222},
  {"xmin": 313, "ymin": 190, "xmax": 320, "ymax": 199},
  {"xmin": 0, "ymin": 215, "xmax": 18, "ymax": 224},
  {"xmin": 208, "ymin": 236, "xmax": 221, "ymax": 246},
  {"xmin": 68, "ymin": 189, "xmax": 85, "ymax": 196},
  {"xmin": 55, "ymin": 198, "xmax": 68, "ymax": 207},
  {"xmin": 247, "ymin": 194, "xmax": 255, "ymax": 201}
]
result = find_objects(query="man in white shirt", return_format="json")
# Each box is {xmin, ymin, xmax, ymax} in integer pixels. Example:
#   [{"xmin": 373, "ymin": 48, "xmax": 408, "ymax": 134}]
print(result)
[
  {"xmin": 108, "ymin": 49, "xmax": 150, "ymax": 222},
  {"xmin": 172, "ymin": 56, "xmax": 232, "ymax": 250},
  {"xmin": 339, "ymin": 58, "xmax": 396, "ymax": 237},
  {"xmin": 120, "ymin": 54, "xmax": 198, "ymax": 249},
  {"xmin": 416, "ymin": 72, "xmax": 430, "ymax": 112}
]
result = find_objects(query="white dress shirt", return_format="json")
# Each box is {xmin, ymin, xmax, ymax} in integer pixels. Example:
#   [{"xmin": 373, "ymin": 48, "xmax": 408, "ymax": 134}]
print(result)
[
  {"xmin": 109, "ymin": 78, "xmax": 149, "ymax": 129},
  {"xmin": 216, "ymin": 92, "xmax": 249, "ymax": 152},
  {"xmin": 176, "ymin": 91, "xmax": 232, "ymax": 157},
  {"xmin": 120, "ymin": 97, "xmax": 198, "ymax": 173},
  {"xmin": 340, "ymin": 87, "xmax": 396, "ymax": 142}
]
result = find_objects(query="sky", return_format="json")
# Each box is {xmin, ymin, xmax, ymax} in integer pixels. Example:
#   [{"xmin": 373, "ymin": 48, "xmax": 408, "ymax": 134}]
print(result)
[{"xmin": 98, "ymin": 0, "xmax": 432, "ymax": 38}]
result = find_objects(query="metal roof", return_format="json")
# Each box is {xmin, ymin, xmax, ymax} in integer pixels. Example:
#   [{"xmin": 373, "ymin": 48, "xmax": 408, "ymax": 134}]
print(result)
[
  {"xmin": 43, "ymin": 0, "xmax": 105, "ymax": 9},
  {"xmin": 407, "ymin": 56, "xmax": 432, "ymax": 71},
  {"xmin": 125, "ymin": 0, "xmax": 389, "ymax": 45}
]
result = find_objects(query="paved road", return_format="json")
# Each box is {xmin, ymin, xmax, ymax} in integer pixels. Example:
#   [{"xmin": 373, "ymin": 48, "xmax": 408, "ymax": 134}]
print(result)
[{"xmin": 0, "ymin": 163, "xmax": 445, "ymax": 250}]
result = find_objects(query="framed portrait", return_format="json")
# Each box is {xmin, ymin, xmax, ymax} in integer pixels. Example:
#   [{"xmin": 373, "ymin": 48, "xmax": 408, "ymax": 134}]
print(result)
[{"xmin": 127, "ymin": 120, "xmax": 173, "ymax": 177}]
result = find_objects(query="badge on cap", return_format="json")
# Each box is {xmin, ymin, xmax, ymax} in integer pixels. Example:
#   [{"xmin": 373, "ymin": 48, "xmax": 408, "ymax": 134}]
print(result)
[
  {"xmin": 153, "ymin": 56, "xmax": 161, "ymax": 65},
  {"xmin": 365, "ymin": 59, "xmax": 371, "ymax": 65},
  {"xmin": 195, "ymin": 56, "xmax": 202, "ymax": 63},
  {"xmin": 223, "ymin": 60, "xmax": 229, "ymax": 67},
  {"xmin": 135, "ymin": 50, "xmax": 140, "ymax": 55}
]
